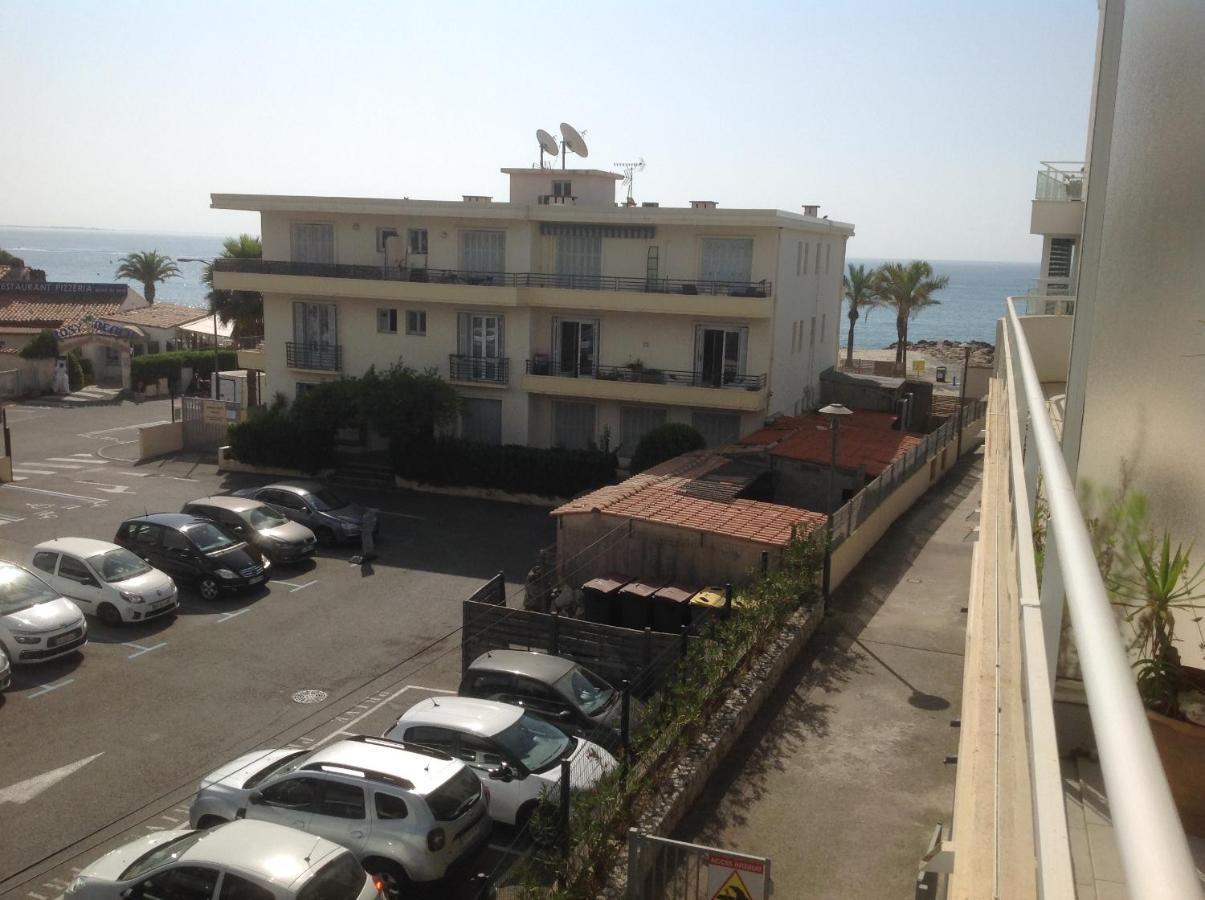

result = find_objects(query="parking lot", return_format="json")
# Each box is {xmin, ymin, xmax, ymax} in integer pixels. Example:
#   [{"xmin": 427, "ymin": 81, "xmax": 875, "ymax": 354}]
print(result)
[{"xmin": 0, "ymin": 398, "xmax": 555, "ymax": 898}]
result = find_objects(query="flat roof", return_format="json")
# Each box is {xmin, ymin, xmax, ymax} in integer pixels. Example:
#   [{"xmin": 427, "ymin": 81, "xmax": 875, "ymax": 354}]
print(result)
[{"xmin": 501, "ymin": 167, "xmax": 624, "ymax": 180}]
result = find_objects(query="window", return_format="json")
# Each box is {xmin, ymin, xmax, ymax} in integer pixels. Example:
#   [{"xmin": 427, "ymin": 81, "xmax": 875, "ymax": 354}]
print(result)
[
  {"xmin": 462, "ymin": 230, "xmax": 505, "ymax": 273},
  {"xmin": 460, "ymin": 398, "xmax": 503, "ymax": 446},
  {"xmin": 691, "ymin": 411, "xmax": 741, "ymax": 447},
  {"xmin": 219, "ymin": 872, "xmax": 275, "ymax": 900},
  {"xmin": 425, "ymin": 767, "xmax": 481, "ymax": 822},
  {"xmin": 461, "ymin": 734, "xmax": 505, "ymax": 768},
  {"xmin": 293, "ymin": 301, "xmax": 337, "ymax": 347},
  {"xmin": 148, "ymin": 340, "xmax": 161, "ymax": 354},
  {"xmin": 375, "ymin": 793, "xmax": 409, "ymax": 820},
  {"xmin": 291, "ymin": 223, "xmax": 335, "ymax": 264},
  {"xmin": 120, "ymin": 833, "xmax": 208, "ymax": 881},
  {"xmin": 404, "ymin": 726, "xmax": 461, "ymax": 757},
  {"xmin": 57, "ymin": 556, "xmax": 93, "ymax": 584},
  {"xmin": 620, "ymin": 406, "xmax": 667, "ymax": 457},
  {"xmin": 796, "ymin": 241, "xmax": 803, "ymax": 277},
  {"xmin": 825, "ymin": 243, "xmax": 831, "ymax": 274},
  {"xmin": 317, "ymin": 782, "xmax": 366, "ymax": 820},
  {"xmin": 695, "ymin": 325, "xmax": 747, "ymax": 386},
  {"xmin": 376, "ymin": 227, "xmax": 399, "ymax": 254},
  {"xmin": 407, "ymin": 228, "xmax": 429, "ymax": 255},
  {"xmin": 262, "ymin": 489, "xmax": 305, "ymax": 511},
  {"xmin": 377, "ymin": 308, "xmax": 398, "ymax": 334},
  {"xmin": 406, "ymin": 310, "xmax": 426, "ymax": 336},
  {"xmin": 552, "ymin": 401, "xmax": 597, "ymax": 450},
  {"xmin": 259, "ymin": 777, "xmax": 320, "ymax": 811},
  {"xmin": 129, "ymin": 523, "xmax": 161, "ymax": 549},
  {"xmin": 106, "ymin": 346, "xmax": 120, "ymax": 365},
  {"xmin": 161, "ymin": 529, "xmax": 191, "ymax": 553},
  {"xmin": 297, "ymin": 852, "xmax": 369, "ymax": 900},
  {"xmin": 1048, "ymin": 237, "xmax": 1075, "ymax": 278},
  {"xmin": 32, "ymin": 551, "xmax": 57, "ymax": 574},
  {"xmin": 295, "ymin": 383, "xmax": 317, "ymax": 400},
  {"xmin": 553, "ymin": 317, "xmax": 599, "ymax": 376},
  {"xmin": 552, "ymin": 180, "xmax": 572, "ymax": 198},
  {"xmin": 803, "ymin": 242, "xmax": 810, "ymax": 275},
  {"xmin": 700, "ymin": 238, "xmax": 753, "ymax": 283},
  {"xmin": 465, "ymin": 671, "xmax": 514, "ymax": 697},
  {"xmin": 555, "ymin": 232, "xmax": 602, "ymax": 280},
  {"xmin": 809, "ymin": 317, "xmax": 816, "ymax": 348},
  {"xmin": 134, "ymin": 866, "xmax": 219, "ymax": 900}
]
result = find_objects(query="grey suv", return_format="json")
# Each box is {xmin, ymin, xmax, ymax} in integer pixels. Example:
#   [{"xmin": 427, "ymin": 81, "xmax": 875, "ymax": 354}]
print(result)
[
  {"xmin": 235, "ymin": 482, "xmax": 376, "ymax": 547},
  {"xmin": 188, "ymin": 735, "xmax": 492, "ymax": 892}
]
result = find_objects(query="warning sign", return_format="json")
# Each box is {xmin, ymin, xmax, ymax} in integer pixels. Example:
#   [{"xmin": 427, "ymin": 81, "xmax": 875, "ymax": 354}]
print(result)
[{"xmin": 707, "ymin": 852, "xmax": 767, "ymax": 899}]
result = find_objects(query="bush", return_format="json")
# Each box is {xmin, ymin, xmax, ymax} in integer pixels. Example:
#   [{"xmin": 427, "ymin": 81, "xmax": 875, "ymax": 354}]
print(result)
[
  {"xmin": 226, "ymin": 407, "xmax": 336, "ymax": 473},
  {"xmin": 20, "ymin": 331, "xmax": 58, "ymax": 359},
  {"xmin": 73, "ymin": 351, "xmax": 95, "ymax": 386},
  {"xmin": 630, "ymin": 423, "xmax": 706, "ymax": 474},
  {"xmin": 65, "ymin": 352, "xmax": 84, "ymax": 392},
  {"xmin": 393, "ymin": 437, "xmax": 616, "ymax": 499},
  {"xmin": 131, "ymin": 349, "xmax": 239, "ymax": 389}
]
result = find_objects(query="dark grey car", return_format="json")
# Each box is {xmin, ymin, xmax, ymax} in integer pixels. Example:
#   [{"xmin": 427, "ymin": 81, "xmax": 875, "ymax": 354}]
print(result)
[
  {"xmin": 234, "ymin": 482, "xmax": 377, "ymax": 547},
  {"xmin": 182, "ymin": 496, "xmax": 317, "ymax": 564}
]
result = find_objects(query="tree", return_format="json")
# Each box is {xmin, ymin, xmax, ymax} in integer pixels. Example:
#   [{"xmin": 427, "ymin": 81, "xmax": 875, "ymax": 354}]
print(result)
[
  {"xmin": 874, "ymin": 261, "xmax": 949, "ymax": 375},
  {"xmin": 203, "ymin": 235, "xmax": 264, "ymax": 339},
  {"xmin": 115, "ymin": 250, "xmax": 180, "ymax": 303},
  {"xmin": 630, "ymin": 423, "xmax": 706, "ymax": 474},
  {"xmin": 843, "ymin": 263, "xmax": 881, "ymax": 368}
]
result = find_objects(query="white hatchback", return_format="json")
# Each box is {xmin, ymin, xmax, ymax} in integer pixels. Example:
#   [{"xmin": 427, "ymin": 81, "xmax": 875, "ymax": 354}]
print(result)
[
  {"xmin": 32, "ymin": 538, "xmax": 178, "ymax": 627},
  {"xmin": 384, "ymin": 696, "xmax": 618, "ymax": 828},
  {"xmin": 0, "ymin": 561, "xmax": 87, "ymax": 665}
]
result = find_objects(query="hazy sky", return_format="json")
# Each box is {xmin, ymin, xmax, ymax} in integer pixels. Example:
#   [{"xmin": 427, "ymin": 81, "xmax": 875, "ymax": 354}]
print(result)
[{"xmin": 1, "ymin": 0, "xmax": 1098, "ymax": 262}]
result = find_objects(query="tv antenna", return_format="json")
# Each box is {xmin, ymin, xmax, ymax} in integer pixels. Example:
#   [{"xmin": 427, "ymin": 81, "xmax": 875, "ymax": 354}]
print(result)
[
  {"xmin": 559, "ymin": 122, "xmax": 588, "ymax": 170},
  {"xmin": 536, "ymin": 129, "xmax": 559, "ymax": 169},
  {"xmin": 614, "ymin": 158, "xmax": 645, "ymax": 205}
]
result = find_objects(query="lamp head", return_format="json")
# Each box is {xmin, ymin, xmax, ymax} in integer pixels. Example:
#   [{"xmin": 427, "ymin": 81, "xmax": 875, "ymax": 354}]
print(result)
[{"xmin": 819, "ymin": 402, "xmax": 853, "ymax": 418}]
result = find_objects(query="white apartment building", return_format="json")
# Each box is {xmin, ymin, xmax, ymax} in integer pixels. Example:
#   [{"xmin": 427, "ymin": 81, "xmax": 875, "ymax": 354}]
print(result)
[
  {"xmin": 1029, "ymin": 160, "xmax": 1085, "ymax": 312},
  {"xmin": 211, "ymin": 165, "xmax": 853, "ymax": 456}
]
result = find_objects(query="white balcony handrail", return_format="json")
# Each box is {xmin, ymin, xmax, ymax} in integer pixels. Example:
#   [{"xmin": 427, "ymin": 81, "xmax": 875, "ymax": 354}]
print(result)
[{"xmin": 1004, "ymin": 297, "xmax": 1202, "ymax": 900}]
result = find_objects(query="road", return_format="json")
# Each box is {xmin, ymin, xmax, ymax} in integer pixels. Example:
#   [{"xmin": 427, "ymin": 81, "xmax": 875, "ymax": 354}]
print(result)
[{"xmin": 0, "ymin": 398, "xmax": 554, "ymax": 898}]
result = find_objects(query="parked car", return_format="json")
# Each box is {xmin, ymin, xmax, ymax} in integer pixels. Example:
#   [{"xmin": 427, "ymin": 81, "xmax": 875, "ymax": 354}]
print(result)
[
  {"xmin": 114, "ymin": 514, "xmax": 269, "ymax": 602},
  {"xmin": 64, "ymin": 819, "xmax": 383, "ymax": 899},
  {"xmin": 384, "ymin": 696, "xmax": 618, "ymax": 827},
  {"xmin": 182, "ymin": 496, "xmax": 317, "ymax": 565},
  {"xmin": 0, "ymin": 645, "xmax": 11, "ymax": 690},
  {"xmin": 31, "ymin": 538, "xmax": 178, "ymax": 627},
  {"xmin": 189, "ymin": 734, "xmax": 492, "ymax": 890},
  {"xmin": 459, "ymin": 650, "xmax": 627, "ymax": 750},
  {"xmin": 0, "ymin": 561, "xmax": 87, "ymax": 664},
  {"xmin": 234, "ymin": 482, "xmax": 377, "ymax": 546}
]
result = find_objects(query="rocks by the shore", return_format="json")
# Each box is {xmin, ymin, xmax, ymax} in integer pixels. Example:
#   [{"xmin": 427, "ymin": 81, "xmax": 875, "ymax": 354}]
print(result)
[{"xmin": 885, "ymin": 339, "xmax": 994, "ymax": 366}]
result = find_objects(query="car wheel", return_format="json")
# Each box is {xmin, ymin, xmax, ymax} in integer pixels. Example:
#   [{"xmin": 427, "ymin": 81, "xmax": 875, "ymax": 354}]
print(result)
[
  {"xmin": 316, "ymin": 527, "xmax": 337, "ymax": 547},
  {"xmin": 198, "ymin": 578, "xmax": 221, "ymax": 601},
  {"xmin": 364, "ymin": 860, "xmax": 410, "ymax": 898},
  {"xmin": 196, "ymin": 815, "xmax": 227, "ymax": 830},
  {"xmin": 97, "ymin": 603, "xmax": 123, "ymax": 628}
]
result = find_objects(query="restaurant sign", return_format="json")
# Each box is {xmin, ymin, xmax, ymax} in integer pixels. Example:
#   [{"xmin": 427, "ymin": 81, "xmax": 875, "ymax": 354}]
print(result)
[{"xmin": 0, "ymin": 281, "xmax": 127, "ymax": 296}]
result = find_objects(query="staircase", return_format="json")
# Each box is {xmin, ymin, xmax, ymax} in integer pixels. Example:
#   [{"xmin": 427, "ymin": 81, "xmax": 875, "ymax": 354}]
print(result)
[{"xmin": 329, "ymin": 458, "xmax": 395, "ymax": 490}]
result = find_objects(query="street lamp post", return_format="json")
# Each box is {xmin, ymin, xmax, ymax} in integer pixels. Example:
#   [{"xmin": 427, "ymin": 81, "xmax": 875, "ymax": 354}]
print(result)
[
  {"xmin": 179, "ymin": 257, "xmax": 218, "ymax": 398},
  {"xmin": 819, "ymin": 402, "xmax": 853, "ymax": 603}
]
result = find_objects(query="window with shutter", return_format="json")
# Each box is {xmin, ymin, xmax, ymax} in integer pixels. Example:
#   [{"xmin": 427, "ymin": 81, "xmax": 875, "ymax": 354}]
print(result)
[
  {"xmin": 291, "ymin": 223, "xmax": 335, "ymax": 264},
  {"xmin": 700, "ymin": 238, "xmax": 753, "ymax": 283},
  {"xmin": 552, "ymin": 402, "xmax": 597, "ymax": 450},
  {"xmin": 462, "ymin": 231, "xmax": 506, "ymax": 273},
  {"xmin": 620, "ymin": 406, "xmax": 668, "ymax": 456},
  {"xmin": 1047, "ymin": 238, "xmax": 1075, "ymax": 278}
]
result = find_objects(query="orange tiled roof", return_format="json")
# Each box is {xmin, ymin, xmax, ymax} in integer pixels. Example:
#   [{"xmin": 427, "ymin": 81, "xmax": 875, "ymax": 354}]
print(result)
[
  {"xmin": 552, "ymin": 452, "xmax": 825, "ymax": 547},
  {"xmin": 0, "ymin": 299, "xmax": 126, "ymax": 328},
  {"xmin": 106, "ymin": 303, "xmax": 208, "ymax": 328},
  {"xmin": 742, "ymin": 410, "xmax": 923, "ymax": 477}
]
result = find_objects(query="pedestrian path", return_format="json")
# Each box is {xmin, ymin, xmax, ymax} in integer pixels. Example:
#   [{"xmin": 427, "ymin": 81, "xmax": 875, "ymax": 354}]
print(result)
[
  {"xmin": 46, "ymin": 386, "xmax": 124, "ymax": 406},
  {"xmin": 9, "ymin": 451, "xmax": 112, "ymax": 482}
]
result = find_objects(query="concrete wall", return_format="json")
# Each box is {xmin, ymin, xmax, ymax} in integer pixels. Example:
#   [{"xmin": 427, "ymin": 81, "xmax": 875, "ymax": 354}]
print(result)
[
  {"xmin": 964, "ymin": 365, "xmax": 992, "ymax": 400},
  {"xmin": 138, "ymin": 421, "xmax": 183, "ymax": 460},
  {"xmin": 999, "ymin": 314, "xmax": 1074, "ymax": 384},
  {"xmin": 1063, "ymin": 0, "xmax": 1205, "ymax": 550}
]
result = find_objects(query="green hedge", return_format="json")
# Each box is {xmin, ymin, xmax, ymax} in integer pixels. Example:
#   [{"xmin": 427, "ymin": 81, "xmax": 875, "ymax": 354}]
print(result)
[
  {"xmin": 226, "ymin": 407, "xmax": 336, "ymax": 473},
  {"xmin": 394, "ymin": 437, "xmax": 617, "ymax": 499},
  {"xmin": 131, "ymin": 350, "xmax": 239, "ymax": 389},
  {"xmin": 630, "ymin": 423, "xmax": 706, "ymax": 474},
  {"xmin": 19, "ymin": 331, "xmax": 58, "ymax": 359}
]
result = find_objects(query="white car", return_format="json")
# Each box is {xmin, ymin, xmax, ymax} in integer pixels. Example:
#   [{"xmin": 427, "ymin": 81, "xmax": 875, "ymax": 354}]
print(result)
[
  {"xmin": 65, "ymin": 818, "xmax": 383, "ymax": 899},
  {"xmin": 0, "ymin": 561, "xmax": 87, "ymax": 665},
  {"xmin": 384, "ymin": 696, "xmax": 618, "ymax": 828},
  {"xmin": 32, "ymin": 538, "xmax": 178, "ymax": 627}
]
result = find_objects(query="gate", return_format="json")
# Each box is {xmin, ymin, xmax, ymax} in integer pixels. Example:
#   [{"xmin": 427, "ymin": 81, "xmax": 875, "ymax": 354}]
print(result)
[
  {"xmin": 181, "ymin": 396, "xmax": 241, "ymax": 451},
  {"xmin": 627, "ymin": 830, "xmax": 771, "ymax": 899}
]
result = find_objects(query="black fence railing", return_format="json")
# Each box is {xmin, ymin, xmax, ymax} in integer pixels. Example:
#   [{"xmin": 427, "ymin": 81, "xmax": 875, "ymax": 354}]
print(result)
[
  {"xmin": 449, "ymin": 354, "xmax": 509, "ymax": 385},
  {"xmin": 524, "ymin": 359, "xmax": 766, "ymax": 390},
  {"xmin": 213, "ymin": 258, "xmax": 771, "ymax": 298},
  {"xmin": 285, "ymin": 342, "xmax": 341, "ymax": 371}
]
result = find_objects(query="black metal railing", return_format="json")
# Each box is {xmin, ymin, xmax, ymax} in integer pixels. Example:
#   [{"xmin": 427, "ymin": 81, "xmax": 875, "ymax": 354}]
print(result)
[
  {"xmin": 449, "ymin": 354, "xmax": 509, "ymax": 385},
  {"xmin": 213, "ymin": 258, "xmax": 771, "ymax": 298},
  {"xmin": 286, "ymin": 342, "xmax": 341, "ymax": 371},
  {"xmin": 524, "ymin": 359, "xmax": 766, "ymax": 390}
]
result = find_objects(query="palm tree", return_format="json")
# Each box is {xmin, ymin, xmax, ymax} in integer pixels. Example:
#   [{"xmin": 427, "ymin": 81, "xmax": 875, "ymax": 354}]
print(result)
[
  {"xmin": 115, "ymin": 250, "xmax": 180, "ymax": 304},
  {"xmin": 874, "ymin": 260, "xmax": 950, "ymax": 375},
  {"xmin": 203, "ymin": 235, "xmax": 263, "ymax": 339},
  {"xmin": 842, "ymin": 263, "xmax": 881, "ymax": 368}
]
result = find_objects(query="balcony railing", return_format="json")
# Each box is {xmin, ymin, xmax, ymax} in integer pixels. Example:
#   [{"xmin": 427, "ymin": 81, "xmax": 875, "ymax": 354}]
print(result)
[
  {"xmin": 449, "ymin": 354, "xmax": 509, "ymax": 385},
  {"xmin": 213, "ymin": 258, "xmax": 771, "ymax": 298},
  {"xmin": 285, "ymin": 342, "xmax": 341, "ymax": 371},
  {"xmin": 524, "ymin": 359, "xmax": 767, "ymax": 390},
  {"xmin": 1035, "ymin": 160, "xmax": 1086, "ymax": 201},
  {"xmin": 998, "ymin": 296, "xmax": 1199, "ymax": 899}
]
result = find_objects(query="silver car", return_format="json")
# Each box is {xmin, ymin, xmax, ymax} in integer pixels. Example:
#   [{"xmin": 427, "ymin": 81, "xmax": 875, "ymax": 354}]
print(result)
[
  {"xmin": 183, "ymin": 496, "xmax": 317, "ymax": 564},
  {"xmin": 235, "ymin": 482, "xmax": 376, "ymax": 547},
  {"xmin": 0, "ymin": 561, "xmax": 88, "ymax": 665}
]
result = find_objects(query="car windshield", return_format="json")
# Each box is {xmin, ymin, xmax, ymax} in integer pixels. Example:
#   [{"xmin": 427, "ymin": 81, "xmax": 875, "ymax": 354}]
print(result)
[
  {"xmin": 247, "ymin": 506, "xmax": 288, "ymax": 529},
  {"xmin": 305, "ymin": 489, "xmax": 348, "ymax": 512},
  {"xmin": 89, "ymin": 548, "xmax": 151, "ymax": 583},
  {"xmin": 243, "ymin": 750, "xmax": 309, "ymax": 789},
  {"xmin": 0, "ymin": 565, "xmax": 60, "ymax": 616},
  {"xmin": 425, "ymin": 766, "xmax": 480, "ymax": 821},
  {"xmin": 555, "ymin": 666, "xmax": 616, "ymax": 716},
  {"xmin": 296, "ymin": 851, "xmax": 366, "ymax": 900},
  {"xmin": 183, "ymin": 523, "xmax": 237, "ymax": 554},
  {"xmin": 493, "ymin": 713, "xmax": 573, "ymax": 773},
  {"xmin": 119, "ymin": 831, "xmax": 207, "ymax": 880}
]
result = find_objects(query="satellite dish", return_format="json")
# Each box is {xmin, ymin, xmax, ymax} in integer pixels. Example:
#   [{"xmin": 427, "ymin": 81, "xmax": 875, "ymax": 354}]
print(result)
[
  {"xmin": 537, "ymin": 129, "xmax": 559, "ymax": 157},
  {"xmin": 560, "ymin": 122, "xmax": 589, "ymax": 160}
]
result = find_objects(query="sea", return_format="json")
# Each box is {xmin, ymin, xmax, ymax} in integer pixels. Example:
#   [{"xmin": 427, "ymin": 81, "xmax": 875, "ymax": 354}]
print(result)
[{"xmin": 0, "ymin": 228, "xmax": 1036, "ymax": 348}]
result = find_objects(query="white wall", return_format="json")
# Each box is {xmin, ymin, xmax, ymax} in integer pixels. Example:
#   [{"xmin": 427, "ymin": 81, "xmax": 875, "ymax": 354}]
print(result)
[{"xmin": 507, "ymin": 170, "xmax": 618, "ymax": 207}]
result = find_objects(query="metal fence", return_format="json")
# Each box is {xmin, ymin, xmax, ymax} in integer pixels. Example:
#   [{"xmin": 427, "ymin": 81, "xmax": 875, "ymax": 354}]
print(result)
[
  {"xmin": 524, "ymin": 359, "xmax": 767, "ymax": 390},
  {"xmin": 180, "ymin": 396, "xmax": 241, "ymax": 451},
  {"xmin": 627, "ymin": 831, "xmax": 771, "ymax": 900}
]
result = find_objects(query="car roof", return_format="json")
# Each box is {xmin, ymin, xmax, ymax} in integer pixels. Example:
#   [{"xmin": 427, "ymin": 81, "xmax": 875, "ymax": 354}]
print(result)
[
  {"xmin": 185, "ymin": 496, "xmax": 261, "ymax": 514},
  {"xmin": 305, "ymin": 737, "xmax": 466, "ymax": 795},
  {"xmin": 399, "ymin": 697, "xmax": 524, "ymax": 735},
  {"xmin": 124, "ymin": 513, "xmax": 206, "ymax": 529},
  {"xmin": 34, "ymin": 537, "xmax": 121, "ymax": 557},
  {"xmin": 266, "ymin": 481, "xmax": 323, "ymax": 495},
  {"xmin": 181, "ymin": 820, "xmax": 344, "ymax": 887},
  {"xmin": 468, "ymin": 649, "xmax": 577, "ymax": 682}
]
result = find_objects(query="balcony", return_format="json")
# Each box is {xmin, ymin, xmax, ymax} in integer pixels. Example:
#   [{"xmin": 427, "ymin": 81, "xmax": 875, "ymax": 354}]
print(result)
[
  {"xmin": 1035, "ymin": 161, "xmax": 1086, "ymax": 201},
  {"xmin": 448, "ymin": 354, "xmax": 509, "ymax": 386},
  {"xmin": 521, "ymin": 359, "xmax": 768, "ymax": 411},
  {"xmin": 285, "ymin": 342, "xmax": 341, "ymax": 371}
]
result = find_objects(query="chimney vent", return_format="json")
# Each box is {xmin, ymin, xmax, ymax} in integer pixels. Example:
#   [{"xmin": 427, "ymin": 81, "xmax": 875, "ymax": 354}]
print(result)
[
  {"xmin": 462, "ymin": 195, "xmax": 493, "ymax": 204},
  {"xmin": 802, "ymin": 204, "xmax": 820, "ymax": 217},
  {"xmin": 690, "ymin": 200, "xmax": 718, "ymax": 209}
]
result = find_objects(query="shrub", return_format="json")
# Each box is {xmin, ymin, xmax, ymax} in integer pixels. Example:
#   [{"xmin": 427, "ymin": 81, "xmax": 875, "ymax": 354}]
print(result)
[
  {"xmin": 131, "ymin": 349, "xmax": 239, "ymax": 389},
  {"xmin": 66, "ymin": 352, "xmax": 84, "ymax": 391},
  {"xmin": 393, "ymin": 437, "xmax": 616, "ymax": 499},
  {"xmin": 629, "ymin": 422, "xmax": 706, "ymax": 474},
  {"xmin": 74, "ymin": 352, "xmax": 95, "ymax": 386},
  {"xmin": 19, "ymin": 331, "xmax": 58, "ymax": 359},
  {"xmin": 226, "ymin": 406, "xmax": 336, "ymax": 473}
]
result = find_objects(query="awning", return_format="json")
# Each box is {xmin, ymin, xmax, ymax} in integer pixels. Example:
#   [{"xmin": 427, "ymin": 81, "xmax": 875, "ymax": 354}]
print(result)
[{"xmin": 179, "ymin": 315, "xmax": 235, "ymax": 339}]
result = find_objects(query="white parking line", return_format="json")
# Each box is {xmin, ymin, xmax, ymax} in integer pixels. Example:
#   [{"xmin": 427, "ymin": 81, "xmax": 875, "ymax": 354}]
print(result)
[
  {"xmin": 270, "ymin": 579, "xmax": 318, "ymax": 593},
  {"xmin": 33, "ymin": 462, "xmax": 86, "ymax": 469},
  {"xmin": 48, "ymin": 457, "xmax": 109, "ymax": 464},
  {"xmin": 115, "ymin": 470, "xmax": 151, "ymax": 477},
  {"xmin": 27, "ymin": 679, "xmax": 75, "ymax": 699},
  {"xmin": 0, "ymin": 512, "xmax": 26, "ymax": 526},
  {"xmin": 316, "ymin": 684, "xmax": 454, "ymax": 746},
  {"xmin": 125, "ymin": 641, "xmax": 167, "ymax": 659},
  {"xmin": 3, "ymin": 484, "xmax": 107, "ymax": 504},
  {"xmin": 217, "ymin": 609, "xmax": 250, "ymax": 623},
  {"xmin": 11, "ymin": 468, "xmax": 55, "ymax": 476}
]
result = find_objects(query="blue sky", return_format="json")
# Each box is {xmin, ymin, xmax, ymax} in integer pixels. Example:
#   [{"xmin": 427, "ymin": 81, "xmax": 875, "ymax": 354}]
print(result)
[{"xmin": 0, "ymin": 0, "xmax": 1098, "ymax": 261}]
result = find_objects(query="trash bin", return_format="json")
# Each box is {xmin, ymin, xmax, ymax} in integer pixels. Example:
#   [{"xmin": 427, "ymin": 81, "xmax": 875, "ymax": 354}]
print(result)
[
  {"xmin": 689, "ymin": 586, "xmax": 746, "ymax": 625},
  {"xmin": 936, "ymin": 365, "xmax": 947, "ymax": 383},
  {"xmin": 652, "ymin": 584, "xmax": 696, "ymax": 633},
  {"xmin": 579, "ymin": 574, "xmax": 629, "ymax": 626},
  {"xmin": 618, "ymin": 581, "xmax": 664, "ymax": 630}
]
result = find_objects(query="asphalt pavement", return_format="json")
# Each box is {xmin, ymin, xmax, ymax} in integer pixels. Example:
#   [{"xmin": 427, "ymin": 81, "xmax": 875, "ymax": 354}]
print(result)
[{"xmin": 0, "ymin": 398, "xmax": 554, "ymax": 898}]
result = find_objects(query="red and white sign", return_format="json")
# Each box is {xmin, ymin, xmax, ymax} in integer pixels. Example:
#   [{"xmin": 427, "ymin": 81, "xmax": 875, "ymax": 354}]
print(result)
[{"xmin": 707, "ymin": 851, "xmax": 768, "ymax": 899}]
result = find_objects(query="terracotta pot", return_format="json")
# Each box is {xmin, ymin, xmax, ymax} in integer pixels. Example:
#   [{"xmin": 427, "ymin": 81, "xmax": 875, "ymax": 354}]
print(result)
[{"xmin": 1145, "ymin": 665, "xmax": 1205, "ymax": 837}]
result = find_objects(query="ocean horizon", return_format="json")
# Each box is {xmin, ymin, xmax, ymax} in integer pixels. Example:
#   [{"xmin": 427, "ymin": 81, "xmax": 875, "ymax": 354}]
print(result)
[{"xmin": 0, "ymin": 226, "xmax": 1035, "ymax": 348}]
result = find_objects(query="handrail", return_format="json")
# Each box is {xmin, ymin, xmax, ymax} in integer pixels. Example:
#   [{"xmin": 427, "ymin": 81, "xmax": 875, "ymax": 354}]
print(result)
[{"xmin": 1004, "ymin": 297, "xmax": 1202, "ymax": 899}]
